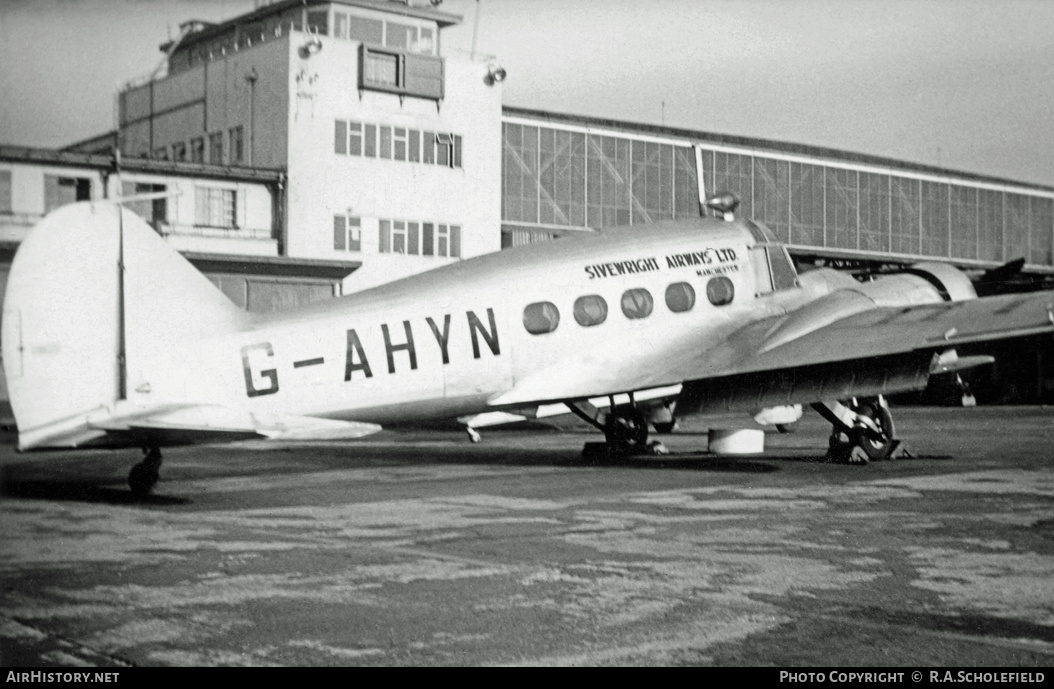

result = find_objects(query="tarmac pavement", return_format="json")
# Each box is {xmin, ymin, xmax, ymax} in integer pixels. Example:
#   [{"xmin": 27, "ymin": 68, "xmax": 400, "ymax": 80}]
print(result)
[{"xmin": 1, "ymin": 406, "xmax": 1052, "ymax": 666}]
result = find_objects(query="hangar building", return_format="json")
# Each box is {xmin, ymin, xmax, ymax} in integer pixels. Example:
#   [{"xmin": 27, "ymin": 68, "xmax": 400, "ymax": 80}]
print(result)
[{"xmin": 2, "ymin": 0, "xmax": 1052, "ymax": 403}]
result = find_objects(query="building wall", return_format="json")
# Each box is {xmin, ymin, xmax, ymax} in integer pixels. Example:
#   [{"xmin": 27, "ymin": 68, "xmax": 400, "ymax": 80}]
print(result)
[
  {"xmin": 282, "ymin": 33, "xmax": 503, "ymax": 291},
  {"xmin": 0, "ymin": 163, "xmax": 104, "ymax": 243},
  {"xmin": 121, "ymin": 36, "xmax": 291, "ymax": 169}
]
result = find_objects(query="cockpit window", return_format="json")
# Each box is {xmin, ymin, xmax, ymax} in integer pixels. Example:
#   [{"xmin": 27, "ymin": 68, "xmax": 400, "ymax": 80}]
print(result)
[
  {"xmin": 752, "ymin": 246, "xmax": 798, "ymax": 295},
  {"xmin": 768, "ymin": 246, "xmax": 799, "ymax": 290}
]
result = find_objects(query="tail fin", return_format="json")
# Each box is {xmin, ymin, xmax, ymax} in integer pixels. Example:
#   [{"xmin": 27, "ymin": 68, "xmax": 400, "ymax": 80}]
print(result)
[{"xmin": 1, "ymin": 202, "xmax": 250, "ymax": 449}]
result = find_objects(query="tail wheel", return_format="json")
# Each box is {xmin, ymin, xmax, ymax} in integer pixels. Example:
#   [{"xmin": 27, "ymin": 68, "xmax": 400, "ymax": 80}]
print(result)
[
  {"xmin": 129, "ymin": 445, "xmax": 162, "ymax": 496},
  {"xmin": 850, "ymin": 401, "xmax": 896, "ymax": 461}
]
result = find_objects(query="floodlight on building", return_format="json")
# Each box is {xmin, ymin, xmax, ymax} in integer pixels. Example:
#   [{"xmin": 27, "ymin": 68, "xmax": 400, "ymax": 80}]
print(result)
[
  {"xmin": 485, "ymin": 63, "xmax": 507, "ymax": 86},
  {"xmin": 299, "ymin": 34, "xmax": 323, "ymax": 58}
]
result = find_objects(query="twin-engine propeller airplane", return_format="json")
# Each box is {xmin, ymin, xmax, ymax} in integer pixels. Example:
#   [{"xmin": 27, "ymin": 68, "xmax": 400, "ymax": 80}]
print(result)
[{"xmin": 3, "ymin": 199, "xmax": 1053, "ymax": 495}]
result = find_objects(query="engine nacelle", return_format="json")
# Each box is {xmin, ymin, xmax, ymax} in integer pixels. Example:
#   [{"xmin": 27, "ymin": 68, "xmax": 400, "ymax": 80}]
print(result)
[{"xmin": 903, "ymin": 263, "xmax": 978, "ymax": 302}]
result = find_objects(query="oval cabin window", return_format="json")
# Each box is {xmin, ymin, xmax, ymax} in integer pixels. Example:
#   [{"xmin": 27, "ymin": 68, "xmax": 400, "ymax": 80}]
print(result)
[
  {"xmin": 573, "ymin": 295, "xmax": 608, "ymax": 327},
  {"xmin": 706, "ymin": 276, "xmax": 735, "ymax": 306},
  {"xmin": 665, "ymin": 282, "xmax": 696, "ymax": 313},
  {"xmin": 523, "ymin": 301, "xmax": 561, "ymax": 334},
  {"xmin": 620, "ymin": 288, "xmax": 654, "ymax": 320}
]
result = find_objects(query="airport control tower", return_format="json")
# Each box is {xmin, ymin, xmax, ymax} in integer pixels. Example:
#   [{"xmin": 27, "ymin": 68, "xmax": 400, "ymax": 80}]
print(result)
[{"xmin": 116, "ymin": 0, "xmax": 504, "ymax": 290}]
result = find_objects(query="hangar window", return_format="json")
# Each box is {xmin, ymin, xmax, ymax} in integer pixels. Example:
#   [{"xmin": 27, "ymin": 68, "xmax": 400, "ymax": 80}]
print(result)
[
  {"xmin": 333, "ymin": 11, "xmax": 347, "ymax": 39},
  {"xmin": 665, "ymin": 282, "xmax": 696, "ymax": 313},
  {"xmin": 364, "ymin": 124, "xmax": 377, "ymax": 157},
  {"xmin": 229, "ymin": 126, "xmax": 244, "ymax": 164},
  {"xmin": 707, "ymin": 277, "xmax": 735, "ymax": 306},
  {"xmin": 523, "ymin": 302, "xmax": 560, "ymax": 335},
  {"xmin": 621, "ymin": 288, "xmax": 654, "ymax": 320},
  {"xmin": 334, "ymin": 120, "xmax": 347, "ymax": 154},
  {"xmin": 333, "ymin": 215, "xmax": 361, "ymax": 252},
  {"xmin": 363, "ymin": 48, "xmax": 400, "ymax": 88},
  {"xmin": 385, "ymin": 21, "xmax": 415, "ymax": 51},
  {"xmin": 409, "ymin": 129, "xmax": 421, "ymax": 162},
  {"xmin": 44, "ymin": 175, "xmax": 91, "ymax": 213},
  {"xmin": 306, "ymin": 9, "xmax": 328, "ymax": 36},
  {"xmin": 194, "ymin": 187, "xmax": 237, "ymax": 229},
  {"xmin": 209, "ymin": 132, "xmax": 224, "ymax": 164},
  {"xmin": 122, "ymin": 182, "xmax": 167, "ymax": 230},
  {"xmin": 379, "ymin": 126, "xmax": 392, "ymax": 160},
  {"xmin": 379, "ymin": 218, "xmax": 460, "ymax": 258},
  {"xmin": 349, "ymin": 17, "xmax": 383, "ymax": 45},
  {"xmin": 1, "ymin": 170, "xmax": 12, "ymax": 213},
  {"xmin": 437, "ymin": 224, "xmax": 461, "ymax": 258},
  {"xmin": 392, "ymin": 220, "xmax": 406, "ymax": 253},
  {"xmin": 573, "ymin": 295, "xmax": 608, "ymax": 327}
]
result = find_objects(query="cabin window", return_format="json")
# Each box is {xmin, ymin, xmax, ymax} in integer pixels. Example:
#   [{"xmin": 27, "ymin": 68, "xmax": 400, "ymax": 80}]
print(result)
[
  {"xmin": 190, "ymin": 137, "xmax": 205, "ymax": 163},
  {"xmin": 665, "ymin": 282, "xmax": 696, "ymax": 313},
  {"xmin": 172, "ymin": 142, "xmax": 187, "ymax": 162},
  {"xmin": 707, "ymin": 276, "xmax": 735, "ymax": 306},
  {"xmin": 573, "ymin": 295, "xmax": 608, "ymax": 327},
  {"xmin": 333, "ymin": 12, "xmax": 347, "ymax": 39},
  {"xmin": 621, "ymin": 288, "xmax": 654, "ymax": 320},
  {"xmin": 393, "ymin": 128, "xmax": 407, "ymax": 161},
  {"xmin": 523, "ymin": 302, "xmax": 560, "ymax": 335}
]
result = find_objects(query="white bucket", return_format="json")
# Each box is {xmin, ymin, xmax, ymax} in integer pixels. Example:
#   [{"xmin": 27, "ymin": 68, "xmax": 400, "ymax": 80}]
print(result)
[{"xmin": 708, "ymin": 428, "xmax": 765, "ymax": 455}]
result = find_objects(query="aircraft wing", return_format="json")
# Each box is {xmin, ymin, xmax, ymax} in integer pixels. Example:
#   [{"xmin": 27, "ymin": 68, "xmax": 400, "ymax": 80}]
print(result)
[{"xmin": 489, "ymin": 290, "xmax": 1054, "ymax": 407}]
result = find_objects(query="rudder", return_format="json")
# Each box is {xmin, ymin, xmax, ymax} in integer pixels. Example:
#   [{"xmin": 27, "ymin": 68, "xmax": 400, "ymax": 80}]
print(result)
[{"xmin": 1, "ymin": 202, "xmax": 251, "ymax": 449}]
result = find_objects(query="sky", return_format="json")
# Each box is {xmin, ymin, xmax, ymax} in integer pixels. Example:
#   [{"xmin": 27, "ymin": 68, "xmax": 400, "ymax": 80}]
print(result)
[{"xmin": 1, "ymin": 0, "xmax": 1052, "ymax": 187}]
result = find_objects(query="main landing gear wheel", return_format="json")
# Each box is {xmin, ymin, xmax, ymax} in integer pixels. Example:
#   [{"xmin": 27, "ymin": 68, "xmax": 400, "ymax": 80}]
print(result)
[
  {"xmin": 813, "ymin": 397, "xmax": 899, "ymax": 464},
  {"xmin": 129, "ymin": 445, "xmax": 163, "ymax": 496},
  {"xmin": 848, "ymin": 400, "xmax": 896, "ymax": 463},
  {"xmin": 604, "ymin": 408, "xmax": 649, "ymax": 455}
]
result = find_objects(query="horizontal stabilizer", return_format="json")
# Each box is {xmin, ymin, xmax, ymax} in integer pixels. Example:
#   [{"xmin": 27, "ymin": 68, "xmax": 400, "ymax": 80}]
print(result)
[{"xmin": 91, "ymin": 403, "xmax": 382, "ymax": 443}]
